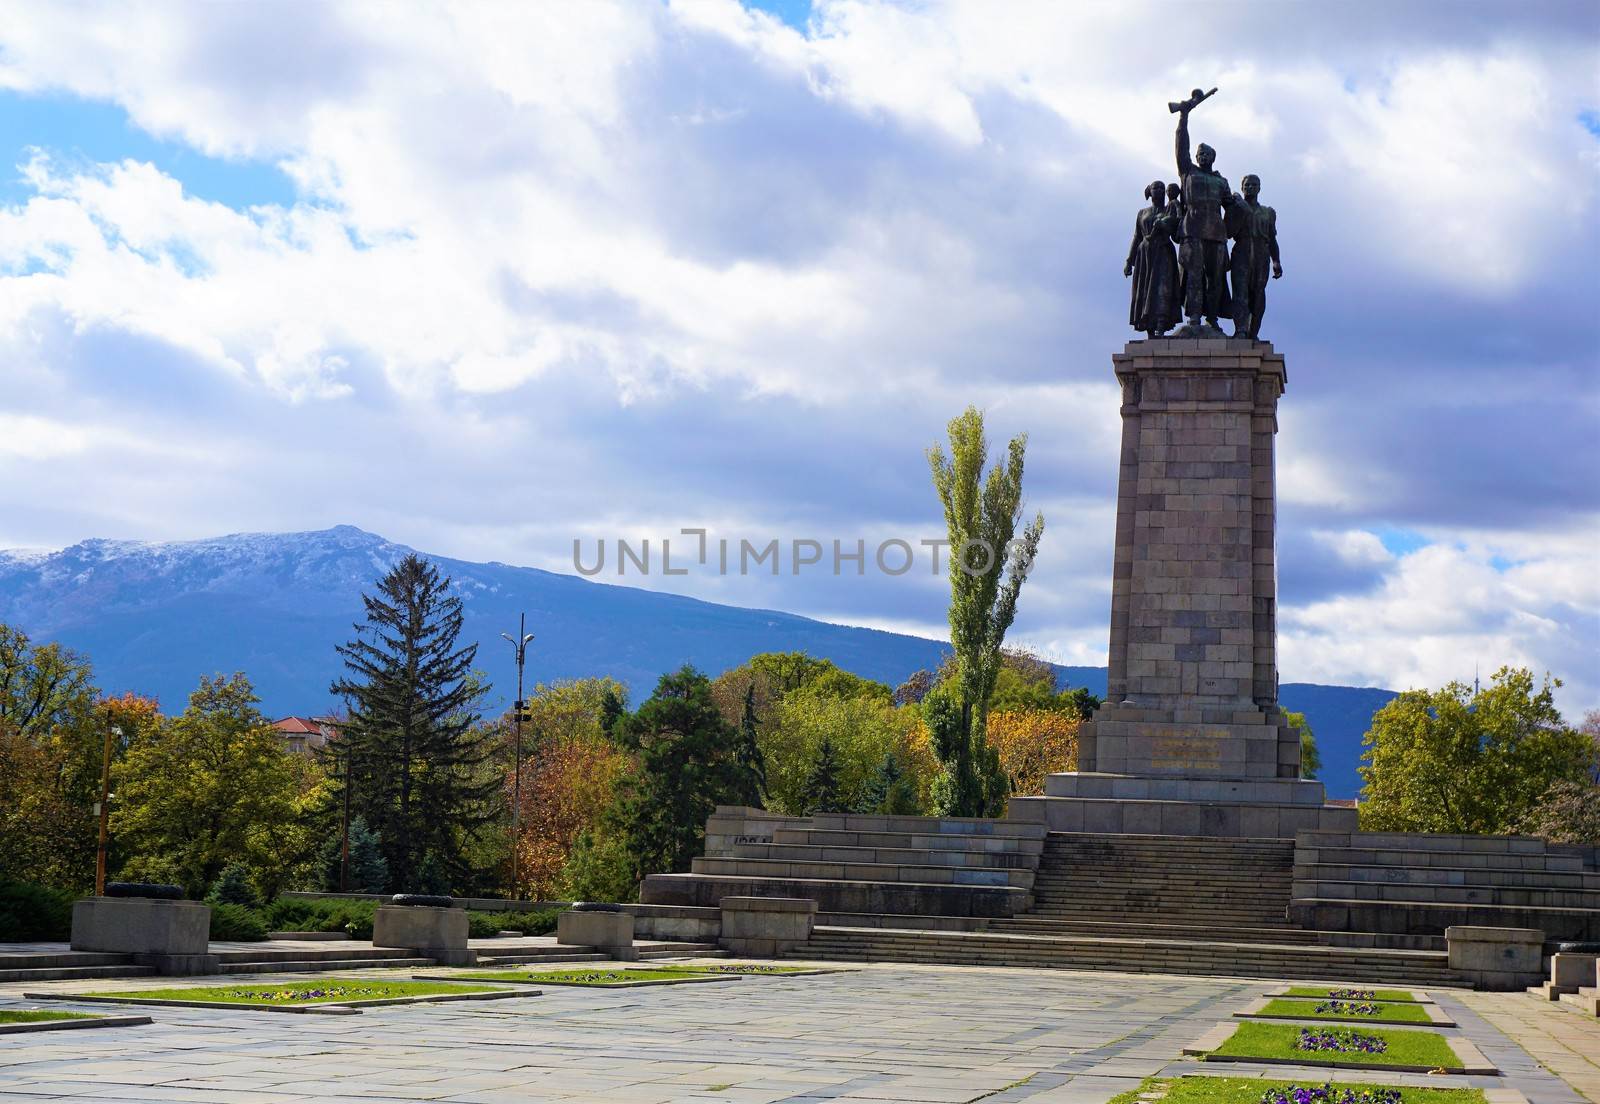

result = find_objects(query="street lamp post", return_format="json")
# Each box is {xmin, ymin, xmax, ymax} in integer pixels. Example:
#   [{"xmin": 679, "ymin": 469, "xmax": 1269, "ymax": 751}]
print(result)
[
  {"xmin": 501, "ymin": 613, "xmax": 535, "ymax": 898},
  {"xmin": 94, "ymin": 725, "xmax": 122, "ymax": 896}
]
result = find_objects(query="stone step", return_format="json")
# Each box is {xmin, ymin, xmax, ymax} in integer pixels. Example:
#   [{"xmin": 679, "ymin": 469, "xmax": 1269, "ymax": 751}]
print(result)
[
  {"xmin": 1292, "ymin": 879, "xmax": 1600, "ymax": 909},
  {"xmin": 638, "ymin": 943, "xmax": 728, "ymax": 959},
  {"xmin": 989, "ymin": 917, "xmax": 1319, "ymax": 944},
  {"xmin": 1297, "ymin": 830, "xmax": 1562, "ymax": 857},
  {"xmin": 211, "ymin": 945, "xmax": 425, "ymax": 964},
  {"xmin": 787, "ymin": 927, "xmax": 1464, "ymax": 986},
  {"xmin": 729, "ymin": 841, "xmax": 1037, "ymax": 870},
  {"xmin": 0, "ymin": 950, "xmax": 135, "ymax": 970},
  {"xmin": 691, "ymin": 856, "xmax": 1034, "ymax": 889},
  {"xmin": 1298, "ymin": 846, "xmax": 1585, "ymax": 874},
  {"xmin": 807, "ymin": 812, "xmax": 1048, "ymax": 839},
  {"xmin": 476, "ymin": 950, "xmax": 610, "ymax": 966},
  {"xmin": 1288, "ymin": 897, "xmax": 1600, "ymax": 942},
  {"xmin": 1556, "ymin": 988, "xmax": 1600, "ymax": 1017},
  {"xmin": 774, "ymin": 828, "xmax": 1045, "ymax": 856},
  {"xmin": 218, "ymin": 956, "xmax": 437, "ymax": 974},
  {"xmin": 1295, "ymin": 862, "xmax": 1600, "ymax": 890},
  {"xmin": 640, "ymin": 872, "xmax": 1029, "ymax": 918},
  {"xmin": 0, "ymin": 964, "xmax": 158, "ymax": 982}
]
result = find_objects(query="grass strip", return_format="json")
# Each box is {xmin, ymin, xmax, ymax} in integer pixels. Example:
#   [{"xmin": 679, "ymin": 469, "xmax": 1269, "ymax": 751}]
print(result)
[
  {"xmin": 1107, "ymin": 1075, "xmax": 1485, "ymax": 1104},
  {"xmin": 0, "ymin": 1010, "xmax": 93, "ymax": 1023},
  {"xmin": 83, "ymin": 978, "xmax": 504, "ymax": 1007},
  {"xmin": 1255, "ymin": 999, "xmax": 1433, "ymax": 1025},
  {"xmin": 1283, "ymin": 988, "xmax": 1422, "ymax": 1003},
  {"xmin": 1210, "ymin": 1022, "xmax": 1461, "ymax": 1069},
  {"xmin": 435, "ymin": 967, "xmax": 738, "ymax": 987}
]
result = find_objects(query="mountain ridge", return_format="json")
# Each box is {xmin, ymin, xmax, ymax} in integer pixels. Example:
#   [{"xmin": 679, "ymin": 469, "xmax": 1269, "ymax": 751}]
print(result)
[{"xmin": 0, "ymin": 525, "xmax": 1390, "ymax": 797}]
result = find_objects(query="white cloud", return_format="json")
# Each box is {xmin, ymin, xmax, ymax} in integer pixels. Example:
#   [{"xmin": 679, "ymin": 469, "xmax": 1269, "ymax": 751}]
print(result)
[{"xmin": 0, "ymin": 0, "xmax": 1594, "ymax": 711}]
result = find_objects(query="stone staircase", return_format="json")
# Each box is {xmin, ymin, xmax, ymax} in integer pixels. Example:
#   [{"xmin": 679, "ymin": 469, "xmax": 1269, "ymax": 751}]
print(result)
[
  {"xmin": 208, "ymin": 942, "xmax": 435, "ymax": 974},
  {"xmin": 0, "ymin": 948, "xmax": 156, "ymax": 984},
  {"xmin": 783, "ymin": 832, "xmax": 1467, "ymax": 986},
  {"xmin": 640, "ymin": 808, "xmax": 1047, "ymax": 920},
  {"xmin": 1290, "ymin": 830, "xmax": 1600, "ymax": 941}
]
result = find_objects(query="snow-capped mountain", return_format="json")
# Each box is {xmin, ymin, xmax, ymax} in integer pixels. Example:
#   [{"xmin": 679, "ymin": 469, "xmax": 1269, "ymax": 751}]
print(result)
[{"xmin": 0, "ymin": 526, "xmax": 1392, "ymax": 796}]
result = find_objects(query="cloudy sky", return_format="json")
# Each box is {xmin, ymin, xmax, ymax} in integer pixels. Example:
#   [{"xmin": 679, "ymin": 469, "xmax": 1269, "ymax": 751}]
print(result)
[{"xmin": 0, "ymin": 0, "xmax": 1596, "ymax": 712}]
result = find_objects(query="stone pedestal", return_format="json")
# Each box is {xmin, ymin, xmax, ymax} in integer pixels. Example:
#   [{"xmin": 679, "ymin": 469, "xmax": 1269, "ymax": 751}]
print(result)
[
  {"xmin": 558, "ymin": 908, "xmax": 637, "ymax": 961},
  {"xmin": 719, "ymin": 896, "xmax": 815, "ymax": 958},
  {"xmin": 1021, "ymin": 339, "xmax": 1353, "ymax": 838},
  {"xmin": 71, "ymin": 897, "xmax": 218, "ymax": 975},
  {"xmin": 372, "ymin": 904, "xmax": 476, "ymax": 966},
  {"xmin": 1446, "ymin": 925, "xmax": 1544, "ymax": 991}
]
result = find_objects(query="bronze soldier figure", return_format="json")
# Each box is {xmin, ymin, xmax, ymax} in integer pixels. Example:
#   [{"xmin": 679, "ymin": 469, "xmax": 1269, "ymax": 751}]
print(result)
[
  {"xmin": 1124, "ymin": 181, "xmax": 1181, "ymax": 338},
  {"xmin": 1173, "ymin": 96, "xmax": 1232, "ymax": 335},
  {"xmin": 1225, "ymin": 174, "xmax": 1282, "ymax": 340}
]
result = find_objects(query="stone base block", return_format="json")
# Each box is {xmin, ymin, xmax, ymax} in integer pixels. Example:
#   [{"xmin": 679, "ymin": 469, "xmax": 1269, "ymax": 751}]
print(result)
[
  {"xmin": 72, "ymin": 897, "xmax": 211, "ymax": 964},
  {"xmin": 372, "ymin": 905, "xmax": 476, "ymax": 965},
  {"xmin": 621, "ymin": 904, "xmax": 721, "ymax": 943},
  {"xmin": 1446, "ymin": 925, "xmax": 1544, "ymax": 991},
  {"xmin": 640, "ymin": 873, "xmax": 1027, "ymax": 917},
  {"xmin": 720, "ymin": 896, "xmax": 815, "ymax": 958},
  {"xmin": 1547, "ymin": 953, "xmax": 1600, "ymax": 996},
  {"xmin": 1008, "ymin": 792, "xmax": 1357, "ymax": 839},
  {"xmin": 558, "ymin": 909, "xmax": 637, "ymax": 960}
]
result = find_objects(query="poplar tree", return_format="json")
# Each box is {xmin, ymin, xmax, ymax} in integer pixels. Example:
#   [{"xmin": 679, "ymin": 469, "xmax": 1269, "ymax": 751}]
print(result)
[
  {"xmin": 926, "ymin": 407, "xmax": 1044, "ymax": 817},
  {"xmin": 332, "ymin": 554, "xmax": 496, "ymax": 892}
]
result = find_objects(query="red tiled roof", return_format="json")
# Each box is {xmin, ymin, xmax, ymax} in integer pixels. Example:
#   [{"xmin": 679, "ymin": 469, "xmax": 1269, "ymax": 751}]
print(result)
[{"xmin": 273, "ymin": 716, "xmax": 323, "ymax": 734}]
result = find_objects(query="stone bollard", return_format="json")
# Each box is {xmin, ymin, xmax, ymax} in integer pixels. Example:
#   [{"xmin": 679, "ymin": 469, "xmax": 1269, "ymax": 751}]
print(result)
[
  {"xmin": 372, "ymin": 894, "xmax": 476, "ymax": 966},
  {"xmin": 1446, "ymin": 925, "xmax": 1544, "ymax": 991},
  {"xmin": 71, "ymin": 883, "xmax": 218, "ymax": 975},
  {"xmin": 718, "ymin": 896, "xmax": 815, "ymax": 958},
  {"xmin": 558, "ymin": 902, "xmax": 637, "ymax": 961}
]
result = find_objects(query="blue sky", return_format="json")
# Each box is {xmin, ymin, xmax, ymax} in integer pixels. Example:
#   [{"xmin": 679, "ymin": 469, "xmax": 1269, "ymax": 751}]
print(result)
[{"xmin": 0, "ymin": 0, "xmax": 1596, "ymax": 713}]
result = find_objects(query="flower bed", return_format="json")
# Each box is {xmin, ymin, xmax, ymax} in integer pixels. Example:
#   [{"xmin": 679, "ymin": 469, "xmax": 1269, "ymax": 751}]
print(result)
[
  {"xmin": 436, "ymin": 967, "xmax": 736, "ymax": 987},
  {"xmin": 1105, "ymin": 1075, "xmax": 1486, "ymax": 1104},
  {"xmin": 1283, "ymin": 987, "xmax": 1421, "ymax": 1003},
  {"xmin": 1256, "ymin": 999, "xmax": 1433, "ymax": 1025},
  {"xmin": 1209, "ymin": 1022, "xmax": 1461, "ymax": 1069},
  {"xmin": 62, "ymin": 978, "xmax": 510, "ymax": 1010}
]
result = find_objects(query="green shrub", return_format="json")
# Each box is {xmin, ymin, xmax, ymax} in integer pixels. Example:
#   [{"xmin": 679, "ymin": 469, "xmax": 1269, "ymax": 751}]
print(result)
[
  {"xmin": 0, "ymin": 882, "xmax": 76, "ymax": 941},
  {"xmin": 464, "ymin": 908, "xmax": 562, "ymax": 938},
  {"xmin": 259, "ymin": 896, "xmax": 378, "ymax": 939},
  {"xmin": 208, "ymin": 902, "xmax": 268, "ymax": 942},
  {"xmin": 206, "ymin": 863, "xmax": 259, "ymax": 908}
]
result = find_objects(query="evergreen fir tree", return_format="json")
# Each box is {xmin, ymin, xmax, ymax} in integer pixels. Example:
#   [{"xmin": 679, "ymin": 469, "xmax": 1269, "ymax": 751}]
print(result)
[
  {"xmin": 801, "ymin": 737, "xmax": 844, "ymax": 814},
  {"xmin": 733, "ymin": 683, "xmax": 768, "ymax": 807},
  {"xmin": 606, "ymin": 666, "xmax": 746, "ymax": 879},
  {"xmin": 206, "ymin": 862, "xmax": 259, "ymax": 908},
  {"xmin": 318, "ymin": 816, "xmax": 388, "ymax": 894},
  {"xmin": 861, "ymin": 752, "xmax": 918, "ymax": 815},
  {"xmin": 332, "ymin": 554, "xmax": 497, "ymax": 891}
]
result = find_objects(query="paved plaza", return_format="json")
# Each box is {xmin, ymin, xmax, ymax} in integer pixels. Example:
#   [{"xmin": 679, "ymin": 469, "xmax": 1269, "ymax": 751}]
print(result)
[{"xmin": 3, "ymin": 961, "xmax": 1599, "ymax": 1104}]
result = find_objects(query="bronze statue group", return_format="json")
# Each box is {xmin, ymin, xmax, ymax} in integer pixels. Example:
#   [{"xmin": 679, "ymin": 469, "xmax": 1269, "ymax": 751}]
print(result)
[{"xmin": 1124, "ymin": 89, "xmax": 1282, "ymax": 341}]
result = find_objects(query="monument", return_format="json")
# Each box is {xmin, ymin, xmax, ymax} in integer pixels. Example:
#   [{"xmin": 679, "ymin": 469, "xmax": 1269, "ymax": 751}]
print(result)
[{"xmin": 1011, "ymin": 88, "xmax": 1352, "ymax": 839}]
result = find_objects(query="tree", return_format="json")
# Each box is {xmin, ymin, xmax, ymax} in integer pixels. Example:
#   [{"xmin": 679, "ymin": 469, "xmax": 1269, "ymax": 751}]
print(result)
[
  {"xmin": 1285, "ymin": 710, "xmax": 1320, "ymax": 780},
  {"xmin": 801, "ymin": 737, "xmax": 845, "ymax": 814},
  {"xmin": 986, "ymin": 709, "xmax": 1080, "ymax": 796},
  {"xmin": 893, "ymin": 669, "xmax": 936, "ymax": 707},
  {"xmin": 113, "ymin": 674, "xmax": 301, "ymax": 896},
  {"xmin": 733, "ymin": 684, "xmax": 768, "ymax": 807},
  {"xmin": 760, "ymin": 686, "xmax": 928, "ymax": 816},
  {"xmin": 510, "ymin": 725, "xmax": 628, "ymax": 900},
  {"xmin": 1358, "ymin": 667, "xmax": 1594, "ymax": 835},
  {"xmin": 606, "ymin": 667, "xmax": 746, "ymax": 880},
  {"xmin": 333, "ymin": 554, "xmax": 498, "ymax": 892},
  {"xmin": 318, "ymin": 815, "xmax": 389, "ymax": 893},
  {"xmin": 926, "ymin": 407, "xmax": 1044, "ymax": 816},
  {"xmin": 0, "ymin": 624, "xmax": 95, "ymax": 741},
  {"xmin": 861, "ymin": 752, "xmax": 920, "ymax": 815},
  {"xmin": 1517, "ymin": 781, "xmax": 1600, "ymax": 845}
]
